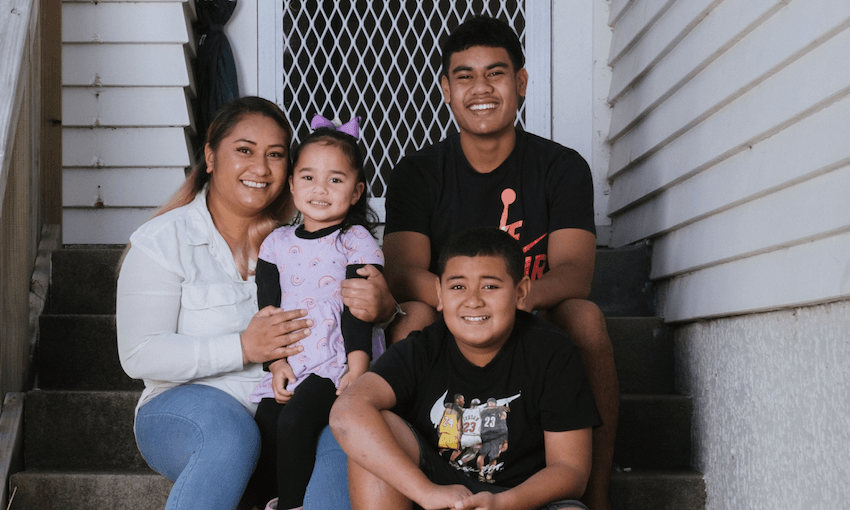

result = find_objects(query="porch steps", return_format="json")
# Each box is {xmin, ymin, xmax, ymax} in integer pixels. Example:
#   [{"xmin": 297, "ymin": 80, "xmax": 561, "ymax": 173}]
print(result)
[{"xmin": 9, "ymin": 244, "xmax": 706, "ymax": 509}]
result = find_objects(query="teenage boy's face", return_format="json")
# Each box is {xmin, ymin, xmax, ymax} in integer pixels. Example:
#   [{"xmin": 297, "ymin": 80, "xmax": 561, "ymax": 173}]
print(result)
[
  {"xmin": 441, "ymin": 46, "xmax": 528, "ymax": 140},
  {"xmin": 436, "ymin": 255, "xmax": 530, "ymax": 365}
]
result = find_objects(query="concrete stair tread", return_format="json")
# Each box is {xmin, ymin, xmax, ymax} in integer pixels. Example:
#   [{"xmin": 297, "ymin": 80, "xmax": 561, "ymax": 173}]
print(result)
[{"xmin": 610, "ymin": 469, "xmax": 707, "ymax": 510}]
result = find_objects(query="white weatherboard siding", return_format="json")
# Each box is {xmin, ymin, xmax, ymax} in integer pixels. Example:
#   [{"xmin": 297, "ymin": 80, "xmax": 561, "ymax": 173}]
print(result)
[
  {"xmin": 62, "ymin": 0, "xmax": 195, "ymax": 244},
  {"xmin": 607, "ymin": 0, "xmax": 850, "ymax": 319},
  {"xmin": 606, "ymin": 1, "xmax": 850, "ymax": 507}
]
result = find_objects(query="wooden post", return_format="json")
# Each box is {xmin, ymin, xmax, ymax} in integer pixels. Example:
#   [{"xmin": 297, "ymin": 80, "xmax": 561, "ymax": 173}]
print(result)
[{"xmin": 40, "ymin": 0, "xmax": 62, "ymax": 229}]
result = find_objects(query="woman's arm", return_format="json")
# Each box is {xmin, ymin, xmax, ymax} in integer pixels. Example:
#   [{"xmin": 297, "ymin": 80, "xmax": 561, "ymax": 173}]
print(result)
[{"xmin": 117, "ymin": 247, "xmax": 309, "ymax": 382}]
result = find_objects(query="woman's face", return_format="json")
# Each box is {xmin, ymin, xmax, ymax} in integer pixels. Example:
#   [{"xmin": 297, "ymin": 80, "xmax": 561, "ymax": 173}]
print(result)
[{"xmin": 205, "ymin": 113, "xmax": 289, "ymax": 219}]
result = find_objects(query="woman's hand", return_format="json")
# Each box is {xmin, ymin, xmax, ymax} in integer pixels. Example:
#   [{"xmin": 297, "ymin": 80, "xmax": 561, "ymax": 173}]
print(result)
[
  {"xmin": 240, "ymin": 306, "xmax": 312, "ymax": 365},
  {"xmin": 269, "ymin": 358, "xmax": 296, "ymax": 404}
]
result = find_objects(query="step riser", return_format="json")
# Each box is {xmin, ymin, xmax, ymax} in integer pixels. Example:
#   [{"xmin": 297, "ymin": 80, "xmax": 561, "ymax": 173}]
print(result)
[
  {"xmin": 37, "ymin": 314, "xmax": 674, "ymax": 395},
  {"xmin": 38, "ymin": 315, "xmax": 143, "ymax": 391},
  {"xmin": 48, "ymin": 249, "xmax": 124, "ymax": 315},
  {"xmin": 25, "ymin": 391, "xmax": 691, "ymax": 471},
  {"xmin": 24, "ymin": 391, "xmax": 146, "ymax": 471},
  {"xmin": 615, "ymin": 396, "xmax": 692, "ymax": 470},
  {"xmin": 47, "ymin": 246, "xmax": 656, "ymax": 316}
]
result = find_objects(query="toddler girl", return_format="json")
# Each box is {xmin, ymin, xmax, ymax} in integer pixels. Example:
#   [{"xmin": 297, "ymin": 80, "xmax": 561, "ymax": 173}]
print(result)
[{"xmin": 249, "ymin": 115, "xmax": 384, "ymax": 510}]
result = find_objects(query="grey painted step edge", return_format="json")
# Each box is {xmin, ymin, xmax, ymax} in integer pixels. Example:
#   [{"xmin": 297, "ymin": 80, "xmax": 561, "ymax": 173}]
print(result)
[{"xmin": 25, "ymin": 390, "xmax": 691, "ymax": 470}]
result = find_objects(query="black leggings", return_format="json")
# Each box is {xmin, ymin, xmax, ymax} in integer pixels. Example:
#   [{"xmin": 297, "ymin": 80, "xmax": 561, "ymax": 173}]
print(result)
[{"xmin": 251, "ymin": 374, "xmax": 337, "ymax": 509}]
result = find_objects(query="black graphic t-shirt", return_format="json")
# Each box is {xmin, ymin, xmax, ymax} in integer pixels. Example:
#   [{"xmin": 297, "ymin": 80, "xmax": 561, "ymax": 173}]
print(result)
[
  {"xmin": 371, "ymin": 311, "xmax": 601, "ymax": 488},
  {"xmin": 385, "ymin": 130, "xmax": 595, "ymax": 280}
]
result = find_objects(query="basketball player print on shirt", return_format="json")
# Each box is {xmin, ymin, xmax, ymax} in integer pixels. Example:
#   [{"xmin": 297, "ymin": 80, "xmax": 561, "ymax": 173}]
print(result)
[
  {"xmin": 429, "ymin": 390, "xmax": 520, "ymax": 482},
  {"xmin": 498, "ymin": 188, "xmax": 548, "ymax": 280}
]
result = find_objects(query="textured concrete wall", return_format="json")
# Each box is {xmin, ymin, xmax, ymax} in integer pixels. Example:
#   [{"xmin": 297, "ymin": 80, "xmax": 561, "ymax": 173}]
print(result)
[{"xmin": 674, "ymin": 300, "xmax": 850, "ymax": 509}]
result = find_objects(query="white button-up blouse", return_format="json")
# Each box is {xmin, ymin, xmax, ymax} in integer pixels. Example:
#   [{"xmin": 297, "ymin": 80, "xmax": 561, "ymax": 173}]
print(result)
[{"xmin": 117, "ymin": 190, "xmax": 265, "ymax": 416}]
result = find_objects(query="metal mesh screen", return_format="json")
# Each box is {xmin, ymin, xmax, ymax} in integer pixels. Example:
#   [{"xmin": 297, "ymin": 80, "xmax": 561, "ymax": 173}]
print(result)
[{"xmin": 280, "ymin": 1, "xmax": 526, "ymax": 198}]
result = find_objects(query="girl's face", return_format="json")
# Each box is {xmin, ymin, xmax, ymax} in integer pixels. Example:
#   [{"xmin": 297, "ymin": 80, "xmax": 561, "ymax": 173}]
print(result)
[
  {"xmin": 205, "ymin": 113, "xmax": 289, "ymax": 219},
  {"xmin": 289, "ymin": 142, "xmax": 365, "ymax": 232}
]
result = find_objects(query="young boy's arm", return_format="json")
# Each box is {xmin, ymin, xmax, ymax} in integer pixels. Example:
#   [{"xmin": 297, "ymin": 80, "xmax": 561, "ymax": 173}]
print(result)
[
  {"xmin": 455, "ymin": 427, "xmax": 593, "ymax": 510},
  {"xmin": 330, "ymin": 372, "xmax": 472, "ymax": 509}
]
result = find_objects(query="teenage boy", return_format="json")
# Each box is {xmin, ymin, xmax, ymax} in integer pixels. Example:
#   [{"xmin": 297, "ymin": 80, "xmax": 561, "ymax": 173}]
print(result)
[
  {"xmin": 378, "ymin": 14, "xmax": 618, "ymax": 510},
  {"xmin": 330, "ymin": 227, "xmax": 600, "ymax": 510}
]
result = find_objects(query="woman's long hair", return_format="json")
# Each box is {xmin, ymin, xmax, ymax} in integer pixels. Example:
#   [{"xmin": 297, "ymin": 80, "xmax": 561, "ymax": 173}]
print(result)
[{"xmin": 154, "ymin": 96, "xmax": 294, "ymax": 276}]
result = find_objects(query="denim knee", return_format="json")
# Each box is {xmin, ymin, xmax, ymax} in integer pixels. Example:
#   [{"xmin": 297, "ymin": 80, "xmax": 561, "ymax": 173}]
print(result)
[{"xmin": 135, "ymin": 384, "xmax": 260, "ymax": 509}]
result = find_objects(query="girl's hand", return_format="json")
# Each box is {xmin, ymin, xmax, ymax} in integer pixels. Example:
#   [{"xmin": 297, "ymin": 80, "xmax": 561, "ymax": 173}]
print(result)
[
  {"xmin": 269, "ymin": 358, "xmax": 296, "ymax": 404},
  {"xmin": 241, "ymin": 306, "xmax": 312, "ymax": 364},
  {"xmin": 337, "ymin": 350, "xmax": 370, "ymax": 395}
]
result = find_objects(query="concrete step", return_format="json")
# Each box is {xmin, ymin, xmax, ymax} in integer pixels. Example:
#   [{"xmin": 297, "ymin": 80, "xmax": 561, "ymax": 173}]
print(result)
[
  {"xmin": 47, "ymin": 247, "xmax": 124, "ymax": 315},
  {"xmin": 610, "ymin": 470, "xmax": 706, "ymax": 510},
  {"xmin": 8, "ymin": 470, "xmax": 253, "ymax": 510},
  {"xmin": 37, "ymin": 314, "xmax": 142, "ymax": 391},
  {"xmin": 608, "ymin": 316, "xmax": 674, "ymax": 394},
  {"xmin": 590, "ymin": 242, "xmax": 655, "ymax": 317},
  {"xmin": 35, "ymin": 313, "xmax": 672, "ymax": 395},
  {"xmin": 7, "ymin": 469, "xmax": 704, "ymax": 510},
  {"xmin": 9, "ymin": 470, "xmax": 171, "ymax": 510},
  {"xmin": 46, "ymin": 243, "xmax": 655, "ymax": 316},
  {"xmin": 614, "ymin": 395, "xmax": 692, "ymax": 470},
  {"xmin": 24, "ymin": 390, "xmax": 690, "ymax": 471},
  {"xmin": 24, "ymin": 391, "xmax": 146, "ymax": 471}
]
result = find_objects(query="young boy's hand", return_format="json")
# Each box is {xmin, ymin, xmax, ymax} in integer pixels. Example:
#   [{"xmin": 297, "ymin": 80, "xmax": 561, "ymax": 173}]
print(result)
[
  {"xmin": 416, "ymin": 484, "xmax": 473, "ymax": 510},
  {"xmin": 268, "ymin": 358, "xmax": 295, "ymax": 404},
  {"xmin": 337, "ymin": 350, "xmax": 370, "ymax": 395},
  {"xmin": 452, "ymin": 490, "xmax": 501, "ymax": 510}
]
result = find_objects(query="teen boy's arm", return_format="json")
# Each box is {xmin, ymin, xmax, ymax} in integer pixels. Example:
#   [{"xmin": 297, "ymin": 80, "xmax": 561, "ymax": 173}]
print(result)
[
  {"xmin": 520, "ymin": 228, "xmax": 597, "ymax": 312},
  {"xmin": 455, "ymin": 428, "xmax": 593, "ymax": 510},
  {"xmin": 330, "ymin": 372, "xmax": 473, "ymax": 510},
  {"xmin": 383, "ymin": 231, "xmax": 439, "ymax": 307}
]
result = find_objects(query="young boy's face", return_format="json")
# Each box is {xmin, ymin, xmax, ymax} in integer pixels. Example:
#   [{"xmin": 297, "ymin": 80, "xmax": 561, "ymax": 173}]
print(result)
[
  {"xmin": 436, "ymin": 254, "xmax": 530, "ymax": 365},
  {"xmin": 441, "ymin": 45, "xmax": 528, "ymax": 141}
]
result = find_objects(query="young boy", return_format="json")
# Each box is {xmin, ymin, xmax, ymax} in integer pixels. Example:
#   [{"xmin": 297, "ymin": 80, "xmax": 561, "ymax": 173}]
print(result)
[{"xmin": 330, "ymin": 227, "xmax": 601, "ymax": 510}]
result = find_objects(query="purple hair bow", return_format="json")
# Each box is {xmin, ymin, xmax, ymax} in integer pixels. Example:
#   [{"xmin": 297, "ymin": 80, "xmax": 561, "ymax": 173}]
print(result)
[{"xmin": 310, "ymin": 114, "xmax": 361, "ymax": 140}]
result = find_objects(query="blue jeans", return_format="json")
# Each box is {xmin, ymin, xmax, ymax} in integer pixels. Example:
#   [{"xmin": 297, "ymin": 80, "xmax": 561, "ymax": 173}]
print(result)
[
  {"xmin": 135, "ymin": 384, "xmax": 261, "ymax": 510},
  {"xmin": 303, "ymin": 425, "xmax": 351, "ymax": 510}
]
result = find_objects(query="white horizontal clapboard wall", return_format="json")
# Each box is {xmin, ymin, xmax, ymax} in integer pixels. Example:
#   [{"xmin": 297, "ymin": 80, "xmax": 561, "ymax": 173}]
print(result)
[
  {"xmin": 62, "ymin": 0, "xmax": 196, "ymax": 244},
  {"xmin": 605, "ymin": 0, "xmax": 850, "ymax": 322}
]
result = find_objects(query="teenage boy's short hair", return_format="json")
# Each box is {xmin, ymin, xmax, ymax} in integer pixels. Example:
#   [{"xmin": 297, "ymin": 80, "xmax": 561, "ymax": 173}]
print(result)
[
  {"xmin": 440, "ymin": 15, "xmax": 525, "ymax": 77},
  {"xmin": 437, "ymin": 227, "xmax": 524, "ymax": 283}
]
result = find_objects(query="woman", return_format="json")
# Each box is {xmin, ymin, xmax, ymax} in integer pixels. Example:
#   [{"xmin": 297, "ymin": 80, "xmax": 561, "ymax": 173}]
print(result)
[{"xmin": 117, "ymin": 97, "xmax": 312, "ymax": 509}]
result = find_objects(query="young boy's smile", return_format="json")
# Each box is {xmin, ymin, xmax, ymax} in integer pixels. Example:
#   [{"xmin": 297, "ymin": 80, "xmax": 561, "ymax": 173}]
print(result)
[{"xmin": 436, "ymin": 254, "xmax": 530, "ymax": 366}]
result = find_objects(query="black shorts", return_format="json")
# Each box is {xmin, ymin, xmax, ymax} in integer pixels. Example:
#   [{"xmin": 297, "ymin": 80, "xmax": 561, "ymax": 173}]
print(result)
[{"xmin": 405, "ymin": 421, "xmax": 588, "ymax": 510}]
